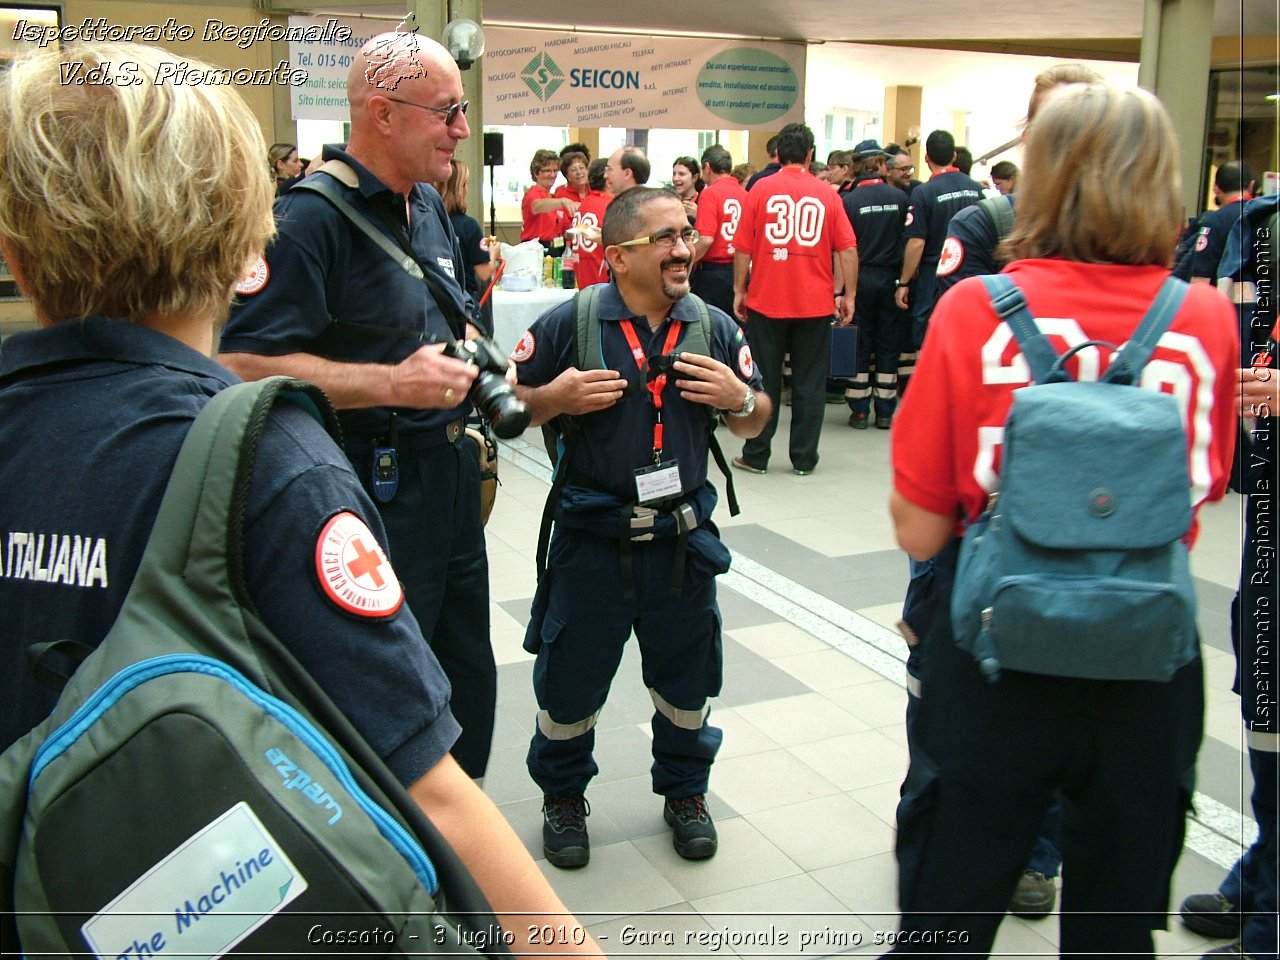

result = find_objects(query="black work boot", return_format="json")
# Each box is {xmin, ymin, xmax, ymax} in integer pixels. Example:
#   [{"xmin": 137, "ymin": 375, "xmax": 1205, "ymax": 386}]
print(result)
[
  {"xmin": 542, "ymin": 794, "xmax": 590, "ymax": 868},
  {"xmin": 663, "ymin": 794, "xmax": 718, "ymax": 860}
]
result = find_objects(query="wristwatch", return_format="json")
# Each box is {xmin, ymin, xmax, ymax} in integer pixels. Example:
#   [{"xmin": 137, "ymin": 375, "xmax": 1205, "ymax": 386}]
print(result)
[
  {"xmin": 895, "ymin": 277, "xmax": 909, "ymax": 288},
  {"xmin": 726, "ymin": 387, "xmax": 756, "ymax": 418}
]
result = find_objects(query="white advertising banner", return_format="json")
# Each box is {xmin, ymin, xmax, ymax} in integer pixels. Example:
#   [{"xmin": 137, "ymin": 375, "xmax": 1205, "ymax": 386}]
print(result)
[
  {"xmin": 484, "ymin": 28, "xmax": 805, "ymax": 130},
  {"xmin": 287, "ymin": 14, "xmax": 389, "ymax": 121}
]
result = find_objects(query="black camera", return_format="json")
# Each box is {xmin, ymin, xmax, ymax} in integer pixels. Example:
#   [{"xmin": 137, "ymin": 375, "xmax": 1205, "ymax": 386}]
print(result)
[{"xmin": 442, "ymin": 337, "xmax": 531, "ymax": 439}]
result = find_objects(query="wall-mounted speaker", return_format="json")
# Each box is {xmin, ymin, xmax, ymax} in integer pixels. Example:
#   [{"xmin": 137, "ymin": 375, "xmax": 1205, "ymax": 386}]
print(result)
[{"xmin": 483, "ymin": 132, "xmax": 504, "ymax": 166}]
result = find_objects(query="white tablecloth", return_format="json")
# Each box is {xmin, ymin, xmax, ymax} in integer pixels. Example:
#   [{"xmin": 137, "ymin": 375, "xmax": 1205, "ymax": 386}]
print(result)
[{"xmin": 491, "ymin": 286, "xmax": 575, "ymax": 354}]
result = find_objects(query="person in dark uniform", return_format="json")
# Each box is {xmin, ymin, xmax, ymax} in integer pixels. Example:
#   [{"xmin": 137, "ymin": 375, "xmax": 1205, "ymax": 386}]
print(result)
[
  {"xmin": 1189, "ymin": 161, "xmax": 1256, "ymax": 284},
  {"xmin": 893, "ymin": 130, "xmax": 984, "ymax": 369},
  {"xmin": 0, "ymin": 40, "xmax": 599, "ymax": 957},
  {"xmin": 841, "ymin": 141, "xmax": 909, "ymax": 429},
  {"xmin": 745, "ymin": 135, "xmax": 781, "ymax": 191},
  {"xmin": 510, "ymin": 187, "xmax": 769, "ymax": 869},
  {"xmin": 1179, "ymin": 191, "xmax": 1279, "ymax": 960},
  {"xmin": 435, "ymin": 157, "xmax": 496, "ymax": 331},
  {"xmin": 885, "ymin": 145, "xmax": 922, "ymax": 197},
  {"xmin": 220, "ymin": 32, "xmax": 497, "ymax": 782}
]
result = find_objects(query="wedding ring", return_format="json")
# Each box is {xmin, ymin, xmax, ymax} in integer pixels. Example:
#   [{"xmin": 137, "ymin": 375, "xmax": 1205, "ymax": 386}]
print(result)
[{"xmin": 444, "ymin": 387, "xmax": 456, "ymax": 405}]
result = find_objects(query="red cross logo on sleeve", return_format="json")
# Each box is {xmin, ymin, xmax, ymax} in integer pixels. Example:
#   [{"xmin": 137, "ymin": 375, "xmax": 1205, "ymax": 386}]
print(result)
[
  {"xmin": 315, "ymin": 512, "xmax": 404, "ymax": 617},
  {"xmin": 347, "ymin": 537, "xmax": 386, "ymax": 587}
]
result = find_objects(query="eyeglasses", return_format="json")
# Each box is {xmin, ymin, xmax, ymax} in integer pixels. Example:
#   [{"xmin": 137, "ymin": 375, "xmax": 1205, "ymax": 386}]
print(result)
[
  {"xmin": 383, "ymin": 97, "xmax": 469, "ymax": 125},
  {"xmin": 615, "ymin": 228, "xmax": 699, "ymax": 250}
]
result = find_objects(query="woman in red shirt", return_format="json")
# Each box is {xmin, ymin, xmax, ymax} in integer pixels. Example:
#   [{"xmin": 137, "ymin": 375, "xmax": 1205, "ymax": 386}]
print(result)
[
  {"xmin": 521, "ymin": 148, "xmax": 577, "ymax": 246},
  {"xmin": 555, "ymin": 149, "xmax": 590, "ymax": 204},
  {"xmin": 888, "ymin": 83, "xmax": 1238, "ymax": 956}
]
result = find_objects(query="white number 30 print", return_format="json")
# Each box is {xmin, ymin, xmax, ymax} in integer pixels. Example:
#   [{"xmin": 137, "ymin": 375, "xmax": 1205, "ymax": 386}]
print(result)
[{"xmin": 763, "ymin": 195, "xmax": 826, "ymax": 248}]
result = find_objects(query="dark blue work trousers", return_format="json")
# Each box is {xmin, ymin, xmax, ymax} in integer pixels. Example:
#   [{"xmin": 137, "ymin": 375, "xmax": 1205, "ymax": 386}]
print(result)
[
  {"xmin": 525, "ymin": 528, "xmax": 724, "ymax": 799},
  {"xmin": 890, "ymin": 544, "xmax": 1203, "ymax": 957},
  {"xmin": 741, "ymin": 310, "xmax": 831, "ymax": 473},
  {"xmin": 350, "ymin": 433, "xmax": 496, "ymax": 779}
]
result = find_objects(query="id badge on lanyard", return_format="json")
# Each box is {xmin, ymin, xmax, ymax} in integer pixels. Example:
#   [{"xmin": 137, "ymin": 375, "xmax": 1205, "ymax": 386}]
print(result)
[{"xmin": 622, "ymin": 319, "xmax": 684, "ymax": 504}]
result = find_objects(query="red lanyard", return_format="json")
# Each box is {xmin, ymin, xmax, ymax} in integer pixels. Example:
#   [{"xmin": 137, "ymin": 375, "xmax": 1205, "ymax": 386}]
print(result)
[
  {"xmin": 857, "ymin": 177, "xmax": 886, "ymax": 187},
  {"xmin": 620, "ymin": 319, "xmax": 683, "ymax": 460}
]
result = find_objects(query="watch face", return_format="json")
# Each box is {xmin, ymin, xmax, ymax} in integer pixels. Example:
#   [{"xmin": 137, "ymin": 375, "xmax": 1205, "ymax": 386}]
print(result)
[{"xmin": 741, "ymin": 389, "xmax": 756, "ymax": 415}]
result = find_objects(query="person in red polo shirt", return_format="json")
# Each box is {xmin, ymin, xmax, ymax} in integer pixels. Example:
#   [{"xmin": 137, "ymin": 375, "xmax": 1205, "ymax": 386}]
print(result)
[
  {"xmin": 691, "ymin": 144, "xmax": 748, "ymax": 321},
  {"xmin": 731, "ymin": 122, "xmax": 857, "ymax": 476},
  {"xmin": 521, "ymin": 148, "xmax": 577, "ymax": 246},
  {"xmin": 567, "ymin": 158, "xmax": 613, "ymax": 289}
]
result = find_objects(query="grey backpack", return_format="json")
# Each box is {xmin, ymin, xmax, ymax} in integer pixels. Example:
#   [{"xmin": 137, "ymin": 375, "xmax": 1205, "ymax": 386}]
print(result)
[
  {"xmin": 0, "ymin": 378, "xmax": 507, "ymax": 957},
  {"xmin": 950, "ymin": 275, "xmax": 1198, "ymax": 682}
]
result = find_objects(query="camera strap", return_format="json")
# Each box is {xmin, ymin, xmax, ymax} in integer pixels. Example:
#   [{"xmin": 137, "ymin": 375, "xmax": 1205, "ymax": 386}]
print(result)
[{"xmin": 296, "ymin": 164, "xmax": 467, "ymax": 340}]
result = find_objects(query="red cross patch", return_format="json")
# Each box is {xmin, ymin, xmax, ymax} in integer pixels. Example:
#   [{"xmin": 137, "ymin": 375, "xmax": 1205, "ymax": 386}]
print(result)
[
  {"xmin": 738, "ymin": 343, "xmax": 755, "ymax": 379},
  {"xmin": 315, "ymin": 512, "xmax": 403, "ymax": 618},
  {"xmin": 235, "ymin": 257, "xmax": 270, "ymax": 296},
  {"xmin": 937, "ymin": 237, "xmax": 965, "ymax": 277},
  {"xmin": 512, "ymin": 330, "xmax": 536, "ymax": 363},
  {"xmin": 1194, "ymin": 231, "xmax": 1209, "ymax": 252}
]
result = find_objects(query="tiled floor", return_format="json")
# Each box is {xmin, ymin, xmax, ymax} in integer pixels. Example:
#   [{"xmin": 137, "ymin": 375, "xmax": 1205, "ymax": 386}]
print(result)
[{"xmin": 482, "ymin": 401, "xmax": 1254, "ymax": 958}]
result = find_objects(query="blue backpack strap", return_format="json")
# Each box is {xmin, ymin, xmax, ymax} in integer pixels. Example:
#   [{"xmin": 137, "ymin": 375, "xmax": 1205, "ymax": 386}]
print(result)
[
  {"xmin": 1104, "ymin": 277, "xmax": 1189, "ymax": 384},
  {"xmin": 980, "ymin": 274, "xmax": 1065, "ymax": 384}
]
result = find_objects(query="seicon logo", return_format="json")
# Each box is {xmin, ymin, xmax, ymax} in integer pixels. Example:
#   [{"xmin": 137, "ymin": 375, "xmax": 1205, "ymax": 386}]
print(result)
[
  {"xmin": 265, "ymin": 747, "xmax": 343, "ymax": 825},
  {"xmin": 521, "ymin": 52, "xmax": 564, "ymax": 102}
]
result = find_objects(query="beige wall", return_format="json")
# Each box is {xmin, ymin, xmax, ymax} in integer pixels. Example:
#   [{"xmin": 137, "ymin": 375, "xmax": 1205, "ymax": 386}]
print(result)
[
  {"xmin": 1, "ymin": 0, "xmax": 287, "ymax": 330},
  {"xmin": 61, "ymin": 1, "xmax": 287, "ymax": 139}
]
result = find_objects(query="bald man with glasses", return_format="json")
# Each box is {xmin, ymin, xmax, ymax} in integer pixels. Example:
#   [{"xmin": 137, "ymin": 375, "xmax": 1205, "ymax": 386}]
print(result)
[{"xmin": 221, "ymin": 32, "xmax": 500, "ymax": 783}]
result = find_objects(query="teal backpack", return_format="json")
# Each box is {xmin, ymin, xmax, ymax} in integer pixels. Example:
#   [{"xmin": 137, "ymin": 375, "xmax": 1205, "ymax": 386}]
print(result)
[
  {"xmin": 950, "ymin": 275, "xmax": 1198, "ymax": 682},
  {"xmin": 0, "ymin": 378, "xmax": 506, "ymax": 957}
]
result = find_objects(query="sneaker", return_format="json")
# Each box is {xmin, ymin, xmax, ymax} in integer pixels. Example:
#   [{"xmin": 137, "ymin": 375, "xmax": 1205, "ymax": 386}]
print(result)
[
  {"xmin": 1202, "ymin": 944, "xmax": 1258, "ymax": 959},
  {"xmin": 1009, "ymin": 869, "xmax": 1056, "ymax": 918},
  {"xmin": 731, "ymin": 456, "xmax": 766, "ymax": 475},
  {"xmin": 849, "ymin": 412, "xmax": 869, "ymax": 429},
  {"xmin": 793, "ymin": 468, "xmax": 814, "ymax": 476},
  {"xmin": 663, "ymin": 794, "xmax": 718, "ymax": 860},
  {"xmin": 875, "ymin": 415, "xmax": 893, "ymax": 430},
  {"xmin": 542, "ymin": 794, "xmax": 590, "ymax": 869},
  {"xmin": 1181, "ymin": 892, "xmax": 1242, "ymax": 939}
]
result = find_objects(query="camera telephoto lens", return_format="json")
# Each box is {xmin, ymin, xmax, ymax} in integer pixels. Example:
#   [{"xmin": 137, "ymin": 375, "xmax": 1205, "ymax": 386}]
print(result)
[
  {"xmin": 472, "ymin": 370, "xmax": 530, "ymax": 438},
  {"xmin": 444, "ymin": 337, "xmax": 531, "ymax": 439}
]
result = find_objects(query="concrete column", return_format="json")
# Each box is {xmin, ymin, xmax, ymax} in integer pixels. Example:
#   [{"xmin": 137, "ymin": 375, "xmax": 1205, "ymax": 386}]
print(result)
[
  {"xmin": 1138, "ymin": 0, "xmax": 1215, "ymax": 216},
  {"xmin": 421, "ymin": 0, "xmax": 486, "ymax": 216},
  {"xmin": 884, "ymin": 85, "xmax": 922, "ymax": 166},
  {"xmin": 566, "ymin": 129, "xmax": 601, "ymax": 163}
]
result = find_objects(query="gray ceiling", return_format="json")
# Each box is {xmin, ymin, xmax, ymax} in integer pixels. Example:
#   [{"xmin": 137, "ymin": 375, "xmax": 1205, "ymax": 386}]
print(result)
[{"xmin": 300, "ymin": 0, "xmax": 1275, "ymax": 49}]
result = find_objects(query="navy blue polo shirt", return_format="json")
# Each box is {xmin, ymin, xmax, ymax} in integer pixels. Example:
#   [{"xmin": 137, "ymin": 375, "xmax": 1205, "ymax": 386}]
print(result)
[
  {"xmin": 935, "ymin": 195, "xmax": 1016, "ymax": 297},
  {"xmin": 1189, "ymin": 198, "xmax": 1249, "ymax": 280},
  {"xmin": 221, "ymin": 145, "xmax": 474, "ymax": 445},
  {"xmin": 515, "ymin": 283, "xmax": 763, "ymax": 499},
  {"xmin": 0, "ymin": 318, "xmax": 459, "ymax": 783},
  {"xmin": 842, "ymin": 175, "xmax": 909, "ymax": 269},
  {"xmin": 904, "ymin": 169, "xmax": 984, "ymax": 264}
]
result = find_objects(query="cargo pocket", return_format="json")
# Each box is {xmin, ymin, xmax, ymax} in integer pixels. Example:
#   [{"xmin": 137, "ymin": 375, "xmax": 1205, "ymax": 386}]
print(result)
[{"xmin": 686, "ymin": 526, "xmax": 731, "ymax": 581}]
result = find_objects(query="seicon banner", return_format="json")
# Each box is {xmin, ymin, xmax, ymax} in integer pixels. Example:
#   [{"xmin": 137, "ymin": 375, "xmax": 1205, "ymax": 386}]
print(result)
[
  {"xmin": 484, "ymin": 27, "xmax": 805, "ymax": 130},
  {"xmin": 284, "ymin": 18, "xmax": 807, "ymax": 129}
]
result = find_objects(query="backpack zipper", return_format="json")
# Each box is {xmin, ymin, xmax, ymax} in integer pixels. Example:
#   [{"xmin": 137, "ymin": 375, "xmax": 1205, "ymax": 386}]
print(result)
[{"xmin": 30, "ymin": 653, "xmax": 439, "ymax": 893}]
